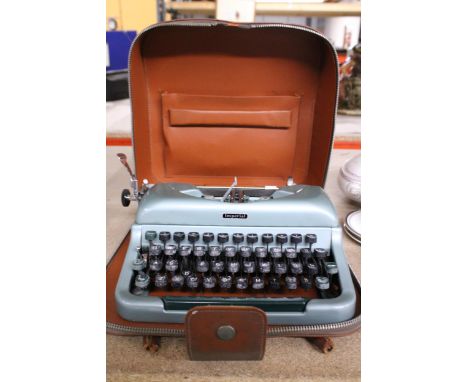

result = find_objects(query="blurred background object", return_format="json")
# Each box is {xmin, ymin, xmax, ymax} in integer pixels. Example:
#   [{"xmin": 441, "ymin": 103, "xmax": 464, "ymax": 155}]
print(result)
[{"xmin": 338, "ymin": 42, "xmax": 361, "ymax": 115}]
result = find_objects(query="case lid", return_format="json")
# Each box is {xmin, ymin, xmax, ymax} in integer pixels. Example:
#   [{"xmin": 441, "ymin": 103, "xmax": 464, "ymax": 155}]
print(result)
[{"xmin": 129, "ymin": 20, "xmax": 338, "ymax": 187}]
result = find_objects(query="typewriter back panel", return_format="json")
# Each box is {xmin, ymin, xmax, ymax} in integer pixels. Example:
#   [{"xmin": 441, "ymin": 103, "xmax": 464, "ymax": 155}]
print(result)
[{"xmin": 129, "ymin": 21, "xmax": 338, "ymax": 188}]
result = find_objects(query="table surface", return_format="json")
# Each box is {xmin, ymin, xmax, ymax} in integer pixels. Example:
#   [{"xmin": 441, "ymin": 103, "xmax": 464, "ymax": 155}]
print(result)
[{"xmin": 106, "ymin": 147, "xmax": 361, "ymax": 382}]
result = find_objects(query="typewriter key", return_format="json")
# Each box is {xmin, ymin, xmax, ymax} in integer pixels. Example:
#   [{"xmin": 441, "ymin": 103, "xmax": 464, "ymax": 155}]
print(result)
[
  {"xmin": 211, "ymin": 259, "xmax": 224, "ymax": 273},
  {"xmin": 132, "ymin": 257, "xmax": 146, "ymax": 271},
  {"xmin": 274, "ymin": 262, "xmax": 287, "ymax": 275},
  {"xmin": 315, "ymin": 276, "xmax": 330, "ymax": 290},
  {"xmin": 305, "ymin": 233, "xmax": 317, "ymax": 246},
  {"xmin": 306, "ymin": 262, "xmax": 319, "ymax": 275},
  {"xmin": 290, "ymin": 233, "xmax": 302, "ymax": 244},
  {"xmin": 252, "ymin": 275, "xmax": 265, "ymax": 290},
  {"xmin": 193, "ymin": 246, "xmax": 206, "ymax": 257},
  {"xmin": 145, "ymin": 231, "xmax": 157, "ymax": 242},
  {"xmin": 300, "ymin": 248, "xmax": 312, "ymax": 258},
  {"xmin": 159, "ymin": 231, "xmax": 171, "ymax": 243},
  {"xmin": 240, "ymin": 246, "xmax": 252, "ymax": 258},
  {"xmin": 149, "ymin": 257, "xmax": 163, "ymax": 272},
  {"xmin": 262, "ymin": 233, "xmax": 274, "ymax": 245},
  {"xmin": 313, "ymin": 248, "xmax": 328, "ymax": 259},
  {"xmin": 181, "ymin": 268, "xmax": 192, "ymax": 278},
  {"xmin": 269, "ymin": 247, "xmax": 282, "ymax": 258},
  {"xmin": 217, "ymin": 233, "xmax": 229, "ymax": 245},
  {"xmin": 235, "ymin": 276, "xmax": 248, "ymax": 290},
  {"xmin": 171, "ymin": 274, "xmax": 184, "ymax": 288},
  {"xmin": 203, "ymin": 275, "xmax": 216, "ymax": 289},
  {"xmin": 203, "ymin": 232, "xmax": 215, "ymax": 244},
  {"xmin": 149, "ymin": 243, "xmax": 162, "ymax": 256},
  {"xmin": 325, "ymin": 262, "xmax": 338, "ymax": 275},
  {"xmin": 300, "ymin": 275, "xmax": 312, "ymax": 290},
  {"xmin": 209, "ymin": 246, "xmax": 221, "ymax": 257},
  {"xmin": 227, "ymin": 261, "xmax": 240, "ymax": 273},
  {"xmin": 232, "ymin": 233, "xmax": 244, "ymax": 244},
  {"xmin": 269, "ymin": 275, "xmax": 281, "ymax": 290},
  {"xmin": 259, "ymin": 259, "xmax": 271, "ymax": 273},
  {"xmin": 276, "ymin": 233, "xmax": 288, "ymax": 245},
  {"xmin": 186, "ymin": 274, "xmax": 199, "ymax": 289},
  {"xmin": 134, "ymin": 272, "xmax": 150, "ymax": 289},
  {"xmin": 243, "ymin": 260, "xmax": 255, "ymax": 273},
  {"xmin": 179, "ymin": 245, "xmax": 192, "ymax": 257},
  {"xmin": 255, "ymin": 247, "xmax": 267, "ymax": 258},
  {"xmin": 165, "ymin": 258, "xmax": 178, "ymax": 272},
  {"xmin": 285, "ymin": 247, "xmax": 297, "ymax": 259},
  {"xmin": 155, "ymin": 273, "xmax": 168, "ymax": 288},
  {"xmin": 173, "ymin": 232, "xmax": 185, "ymax": 244},
  {"xmin": 290, "ymin": 261, "xmax": 303, "ymax": 274},
  {"xmin": 188, "ymin": 232, "xmax": 200, "ymax": 244},
  {"xmin": 164, "ymin": 245, "xmax": 177, "ymax": 256},
  {"xmin": 219, "ymin": 275, "xmax": 233, "ymax": 289},
  {"xmin": 247, "ymin": 233, "xmax": 258, "ymax": 245},
  {"xmin": 224, "ymin": 246, "xmax": 236, "ymax": 257},
  {"xmin": 196, "ymin": 259, "xmax": 209, "ymax": 273},
  {"xmin": 285, "ymin": 275, "xmax": 298, "ymax": 290}
]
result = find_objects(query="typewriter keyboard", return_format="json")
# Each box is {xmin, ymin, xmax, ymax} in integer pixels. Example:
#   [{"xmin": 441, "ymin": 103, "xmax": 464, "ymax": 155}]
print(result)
[{"xmin": 130, "ymin": 230, "xmax": 340, "ymax": 301}]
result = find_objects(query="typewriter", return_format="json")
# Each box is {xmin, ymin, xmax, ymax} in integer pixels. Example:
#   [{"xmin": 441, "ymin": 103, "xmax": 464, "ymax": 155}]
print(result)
[{"xmin": 114, "ymin": 154, "xmax": 356, "ymax": 325}]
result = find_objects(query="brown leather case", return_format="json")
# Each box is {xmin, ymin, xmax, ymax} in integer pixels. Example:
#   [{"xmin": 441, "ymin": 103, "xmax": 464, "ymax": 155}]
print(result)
[
  {"xmin": 107, "ymin": 20, "xmax": 359, "ymax": 359},
  {"xmin": 186, "ymin": 306, "xmax": 267, "ymax": 360}
]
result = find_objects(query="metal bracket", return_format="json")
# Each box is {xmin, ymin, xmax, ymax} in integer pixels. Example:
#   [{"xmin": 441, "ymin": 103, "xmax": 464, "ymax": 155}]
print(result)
[{"xmin": 117, "ymin": 153, "xmax": 149, "ymax": 205}]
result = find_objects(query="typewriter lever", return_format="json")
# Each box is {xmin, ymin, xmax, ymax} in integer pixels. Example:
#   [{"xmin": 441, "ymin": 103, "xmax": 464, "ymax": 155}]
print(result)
[{"xmin": 117, "ymin": 153, "xmax": 148, "ymax": 206}]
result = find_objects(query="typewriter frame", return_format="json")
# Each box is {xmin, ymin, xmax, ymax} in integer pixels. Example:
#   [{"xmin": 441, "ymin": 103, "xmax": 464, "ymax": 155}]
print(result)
[{"xmin": 106, "ymin": 19, "xmax": 361, "ymax": 358}]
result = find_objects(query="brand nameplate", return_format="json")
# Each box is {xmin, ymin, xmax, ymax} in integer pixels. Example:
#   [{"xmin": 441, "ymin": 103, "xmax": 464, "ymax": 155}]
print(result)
[{"xmin": 223, "ymin": 213, "xmax": 248, "ymax": 219}]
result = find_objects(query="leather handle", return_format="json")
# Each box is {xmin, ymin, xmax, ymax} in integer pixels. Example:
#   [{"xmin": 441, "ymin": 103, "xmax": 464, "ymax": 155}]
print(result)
[{"xmin": 185, "ymin": 305, "xmax": 267, "ymax": 361}]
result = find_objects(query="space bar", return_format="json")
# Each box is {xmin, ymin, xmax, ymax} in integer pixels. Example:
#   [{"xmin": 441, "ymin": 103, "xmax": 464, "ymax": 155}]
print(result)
[{"xmin": 162, "ymin": 296, "xmax": 308, "ymax": 312}]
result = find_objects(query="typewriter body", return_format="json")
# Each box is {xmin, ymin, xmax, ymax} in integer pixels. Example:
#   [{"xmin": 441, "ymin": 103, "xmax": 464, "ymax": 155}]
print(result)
[{"xmin": 109, "ymin": 20, "xmax": 358, "ymax": 330}]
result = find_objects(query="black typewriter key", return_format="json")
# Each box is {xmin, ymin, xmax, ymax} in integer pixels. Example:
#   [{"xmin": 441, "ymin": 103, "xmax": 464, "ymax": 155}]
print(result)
[
  {"xmin": 149, "ymin": 243, "xmax": 162, "ymax": 256},
  {"xmin": 252, "ymin": 275, "xmax": 264, "ymax": 290},
  {"xmin": 259, "ymin": 259, "xmax": 271, "ymax": 273},
  {"xmin": 227, "ymin": 261, "xmax": 240, "ymax": 274},
  {"xmin": 173, "ymin": 232, "xmax": 185, "ymax": 244},
  {"xmin": 203, "ymin": 275, "xmax": 216, "ymax": 289},
  {"xmin": 239, "ymin": 246, "xmax": 252, "ymax": 258},
  {"xmin": 235, "ymin": 276, "xmax": 248, "ymax": 290},
  {"xmin": 165, "ymin": 258, "xmax": 178, "ymax": 272},
  {"xmin": 203, "ymin": 232, "xmax": 215, "ymax": 244},
  {"xmin": 315, "ymin": 276, "xmax": 330, "ymax": 291},
  {"xmin": 243, "ymin": 260, "xmax": 255, "ymax": 274},
  {"xmin": 325, "ymin": 262, "xmax": 338, "ymax": 275},
  {"xmin": 193, "ymin": 245, "xmax": 206, "ymax": 257},
  {"xmin": 134, "ymin": 271, "xmax": 150, "ymax": 289},
  {"xmin": 300, "ymin": 275, "xmax": 312, "ymax": 290},
  {"xmin": 171, "ymin": 274, "xmax": 184, "ymax": 289},
  {"xmin": 290, "ymin": 261, "xmax": 303, "ymax": 275},
  {"xmin": 149, "ymin": 257, "xmax": 163, "ymax": 272},
  {"xmin": 209, "ymin": 246, "xmax": 221, "ymax": 257},
  {"xmin": 247, "ymin": 233, "xmax": 258, "ymax": 245},
  {"xmin": 255, "ymin": 247, "xmax": 267, "ymax": 258},
  {"xmin": 300, "ymin": 248, "xmax": 312, "ymax": 258},
  {"xmin": 285, "ymin": 247, "xmax": 297, "ymax": 259},
  {"xmin": 217, "ymin": 233, "xmax": 229, "ymax": 245},
  {"xmin": 219, "ymin": 275, "xmax": 232, "ymax": 289},
  {"xmin": 276, "ymin": 233, "xmax": 288, "ymax": 246},
  {"xmin": 224, "ymin": 246, "xmax": 236, "ymax": 257},
  {"xmin": 285, "ymin": 275, "xmax": 298, "ymax": 290},
  {"xmin": 132, "ymin": 256, "xmax": 146, "ymax": 271},
  {"xmin": 145, "ymin": 230, "xmax": 157, "ymax": 242},
  {"xmin": 232, "ymin": 233, "xmax": 244, "ymax": 245},
  {"xmin": 181, "ymin": 268, "xmax": 192, "ymax": 278},
  {"xmin": 313, "ymin": 248, "xmax": 328, "ymax": 259},
  {"xmin": 306, "ymin": 262, "xmax": 319, "ymax": 275},
  {"xmin": 305, "ymin": 233, "xmax": 317, "ymax": 246},
  {"xmin": 164, "ymin": 244, "xmax": 177, "ymax": 257},
  {"xmin": 269, "ymin": 275, "xmax": 281, "ymax": 290},
  {"xmin": 269, "ymin": 247, "xmax": 282, "ymax": 258},
  {"xmin": 179, "ymin": 245, "xmax": 192, "ymax": 257},
  {"xmin": 262, "ymin": 233, "xmax": 273, "ymax": 245},
  {"xmin": 154, "ymin": 273, "xmax": 168, "ymax": 288},
  {"xmin": 159, "ymin": 231, "xmax": 171, "ymax": 244},
  {"xmin": 211, "ymin": 259, "xmax": 224, "ymax": 273},
  {"xmin": 274, "ymin": 261, "xmax": 287, "ymax": 275},
  {"xmin": 290, "ymin": 233, "xmax": 302, "ymax": 245},
  {"xmin": 186, "ymin": 273, "xmax": 199, "ymax": 289},
  {"xmin": 188, "ymin": 232, "xmax": 200, "ymax": 244},
  {"xmin": 196, "ymin": 259, "xmax": 209, "ymax": 273}
]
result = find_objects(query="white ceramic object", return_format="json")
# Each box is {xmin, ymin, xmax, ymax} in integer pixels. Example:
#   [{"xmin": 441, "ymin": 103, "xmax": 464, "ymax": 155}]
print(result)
[
  {"xmin": 344, "ymin": 210, "xmax": 361, "ymax": 244},
  {"xmin": 338, "ymin": 153, "xmax": 361, "ymax": 203}
]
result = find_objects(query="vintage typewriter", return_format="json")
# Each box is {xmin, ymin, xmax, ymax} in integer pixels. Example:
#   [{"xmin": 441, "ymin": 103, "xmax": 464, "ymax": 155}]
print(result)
[{"xmin": 114, "ymin": 155, "xmax": 356, "ymax": 325}]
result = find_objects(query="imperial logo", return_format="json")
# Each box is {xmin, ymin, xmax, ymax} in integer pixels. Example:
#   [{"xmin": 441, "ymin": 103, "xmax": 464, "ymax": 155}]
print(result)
[{"xmin": 223, "ymin": 213, "xmax": 248, "ymax": 219}]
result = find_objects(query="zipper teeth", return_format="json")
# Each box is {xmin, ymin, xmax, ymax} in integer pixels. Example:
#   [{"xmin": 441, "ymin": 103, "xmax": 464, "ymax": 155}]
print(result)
[{"xmin": 127, "ymin": 21, "xmax": 339, "ymax": 184}]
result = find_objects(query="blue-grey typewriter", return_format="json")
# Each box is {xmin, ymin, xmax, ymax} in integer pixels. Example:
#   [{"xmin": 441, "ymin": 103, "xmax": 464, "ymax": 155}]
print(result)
[{"xmin": 114, "ymin": 154, "xmax": 356, "ymax": 325}]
